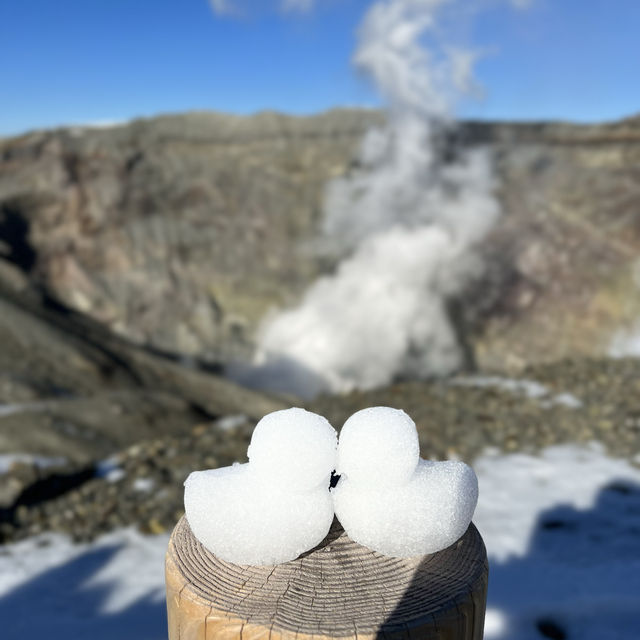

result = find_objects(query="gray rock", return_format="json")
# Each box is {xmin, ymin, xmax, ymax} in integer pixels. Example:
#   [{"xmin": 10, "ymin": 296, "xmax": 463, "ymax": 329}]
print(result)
[
  {"xmin": 1, "ymin": 110, "xmax": 639, "ymax": 373},
  {"xmin": 0, "ymin": 281, "xmax": 286, "ymax": 462},
  {"xmin": 0, "ymin": 110, "xmax": 381, "ymax": 364}
]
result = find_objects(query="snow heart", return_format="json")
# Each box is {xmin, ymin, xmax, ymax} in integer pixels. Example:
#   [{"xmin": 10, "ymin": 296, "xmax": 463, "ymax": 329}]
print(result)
[
  {"xmin": 332, "ymin": 407, "xmax": 478, "ymax": 557},
  {"xmin": 184, "ymin": 406, "xmax": 478, "ymax": 565},
  {"xmin": 184, "ymin": 408, "xmax": 337, "ymax": 565}
]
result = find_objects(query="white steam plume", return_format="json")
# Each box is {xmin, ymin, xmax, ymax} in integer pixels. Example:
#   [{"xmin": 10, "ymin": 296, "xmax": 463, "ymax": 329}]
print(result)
[
  {"xmin": 236, "ymin": 0, "xmax": 501, "ymax": 399},
  {"xmin": 209, "ymin": 0, "xmax": 236, "ymax": 15},
  {"xmin": 281, "ymin": 0, "xmax": 316, "ymax": 12}
]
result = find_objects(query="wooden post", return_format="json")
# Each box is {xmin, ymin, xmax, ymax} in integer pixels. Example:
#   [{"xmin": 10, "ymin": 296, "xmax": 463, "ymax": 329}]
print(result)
[{"xmin": 166, "ymin": 516, "xmax": 488, "ymax": 640}]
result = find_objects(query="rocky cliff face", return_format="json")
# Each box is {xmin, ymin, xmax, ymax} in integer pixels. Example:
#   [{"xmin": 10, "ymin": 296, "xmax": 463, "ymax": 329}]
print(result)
[
  {"xmin": 1, "ymin": 111, "xmax": 640, "ymax": 540},
  {"xmin": 1, "ymin": 110, "xmax": 639, "ymax": 373},
  {"xmin": 466, "ymin": 116, "xmax": 640, "ymax": 369},
  {"xmin": 0, "ymin": 110, "xmax": 382, "ymax": 365}
]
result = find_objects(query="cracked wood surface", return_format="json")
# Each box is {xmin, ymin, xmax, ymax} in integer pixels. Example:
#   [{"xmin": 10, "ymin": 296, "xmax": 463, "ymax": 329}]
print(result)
[{"xmin": 166, "ymin": 516, "xmax": 488, "ymax": 639}]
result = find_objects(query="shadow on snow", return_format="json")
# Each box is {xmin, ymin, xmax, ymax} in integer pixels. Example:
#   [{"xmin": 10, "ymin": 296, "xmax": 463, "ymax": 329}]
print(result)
[
  {"xmin": 0, "ymin": 543, "xmax": 166, "ymax": 640},
  {"xmin": 377, "ymin": 479, "xmax": 640, "ymax": 640}
]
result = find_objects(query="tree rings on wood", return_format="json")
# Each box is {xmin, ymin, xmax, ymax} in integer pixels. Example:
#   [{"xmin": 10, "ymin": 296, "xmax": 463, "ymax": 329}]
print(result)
[{"xmin": 166, "ymin": 516, "xmax": 488, "ymax": 639}]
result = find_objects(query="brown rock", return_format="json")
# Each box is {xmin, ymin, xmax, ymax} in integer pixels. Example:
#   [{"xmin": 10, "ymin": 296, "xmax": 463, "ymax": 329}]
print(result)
[{"xmin": 2, "ymin": 111, "xmax": 640, "ymax": 374}]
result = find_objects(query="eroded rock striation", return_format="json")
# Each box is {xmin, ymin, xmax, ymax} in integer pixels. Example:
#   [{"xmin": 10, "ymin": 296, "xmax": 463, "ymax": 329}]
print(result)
[{"xmin": 2, "ymin": 110, "xmax": 639, "ymax": 372}]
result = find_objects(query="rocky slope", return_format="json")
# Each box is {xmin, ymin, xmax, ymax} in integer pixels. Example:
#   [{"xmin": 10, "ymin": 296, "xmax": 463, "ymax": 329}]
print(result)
[
  {"xmin": 0, "ymin": 110, "xmax": 380, "ymax": 364},
  {"xmin": 2, "ymin": 356, "xmax": 639, "ymax": 543},
  {"xmin": 0, "ymin": 275, "xmax": 286, "ymax": 462},
  {"xmin": 2, "ymin": 110, "xmax": 639, "ymax": 372},
  {"xmin": 1, "ymin": 110, "xmax": 639, "ymax": 543}
]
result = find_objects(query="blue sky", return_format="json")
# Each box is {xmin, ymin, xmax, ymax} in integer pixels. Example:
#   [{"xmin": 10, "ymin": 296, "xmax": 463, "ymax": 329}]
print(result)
[{"xmin": 1, "ymin": 0, "xmax": 639, "ymax": 136}]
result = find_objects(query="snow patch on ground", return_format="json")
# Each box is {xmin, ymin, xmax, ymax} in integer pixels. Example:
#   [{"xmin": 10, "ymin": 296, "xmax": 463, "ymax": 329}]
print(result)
[
  {"xmin": 475, "ymin": 443, "xmax": 640, "ymax": 639},
  {"xmin": 451, "ymin": 375, "xmax": 583, "ymax": 408},
  {"xmin": 609, "ymin": 325, "xmax": 640, "ymax": 358},
  {"xmin": 0, "ymin": 528, "xmax": 168, "ymax": 639},
  {"xmin": 132, "ymin": 477, "xmax": 155, "ymax": 492},
  {"xmin": 1, "ymin": 443, "xmax": 639, "ymax": 638},
  {"xmin": 95, "ymin": 457, "xmax": 125, "ymax": 483},
  {"xmin": 0, "ymin": 402, "xmax": 50, "ymax": 418},
  {"xmin": 216, "ymin": 414, "xmax": 248, "ymax": 431},
  {"xmin": 0, "ymin": 454, "xmax": 68, "ymax": 474}
]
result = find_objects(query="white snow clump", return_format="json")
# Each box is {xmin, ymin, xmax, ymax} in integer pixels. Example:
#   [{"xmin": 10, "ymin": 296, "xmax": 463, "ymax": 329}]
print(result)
[
  {"xmin": 184, "ymin": 408, "xmax": 337, "ymax": 565},
  {"xmin": 333, "ymin": 407, "xmax": 478, "ymax": 557},
  {"xmin": 184, "ymin": 405, "xmax": 478, "ymax": 565}
]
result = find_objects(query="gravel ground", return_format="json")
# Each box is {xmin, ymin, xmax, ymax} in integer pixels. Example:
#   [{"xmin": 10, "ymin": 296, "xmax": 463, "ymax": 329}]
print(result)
[
  {"xmin": 1, "ymin": 357, "xmax": 639, "ymax": 543},
  {"xmin": 313, "ymin": 357, "xmax": 640, "ymax": 462},
  {"xmin": 0, "ymin": 416, "xmax": 254, "ymax": 543}
]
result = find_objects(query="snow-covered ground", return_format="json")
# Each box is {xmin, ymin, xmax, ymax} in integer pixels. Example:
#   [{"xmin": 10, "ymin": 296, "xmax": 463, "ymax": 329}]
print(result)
[
  {"xmin": 0, "ymin": 402, "xmax": 50, "ymax": 419},
  {"xmin": 475, "ymin": 443, "xmax": 640, "ymax": 640},
  {"xmin": 609, "ymin": 323, "xmax": 640, "ymax": 358},
  {"xmin": 450, "ymin": 375, "xmax": 583, "ymax": 408},
  {"xmin": 0, "ymin": 453, "xmax": 68, "ymax": 474},
  {"xmin": 0, "ymin": 529, "xmax": 169, "ymax": 639},
  {"xmin": 1, "ymin": 442, "xmax": 639, "ymax": 639}
]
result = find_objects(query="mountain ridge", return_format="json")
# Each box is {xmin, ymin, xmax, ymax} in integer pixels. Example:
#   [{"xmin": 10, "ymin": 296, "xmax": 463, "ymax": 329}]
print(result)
[{"xmin": 1, "ymin": 108, "xmax": 639, "ymax": 373}]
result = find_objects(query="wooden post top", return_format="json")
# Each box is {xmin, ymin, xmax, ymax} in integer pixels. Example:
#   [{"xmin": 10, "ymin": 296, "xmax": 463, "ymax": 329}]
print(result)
[{"xmin": 166, "ymin": 516, "xmax": 488, "ymax": 639}]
